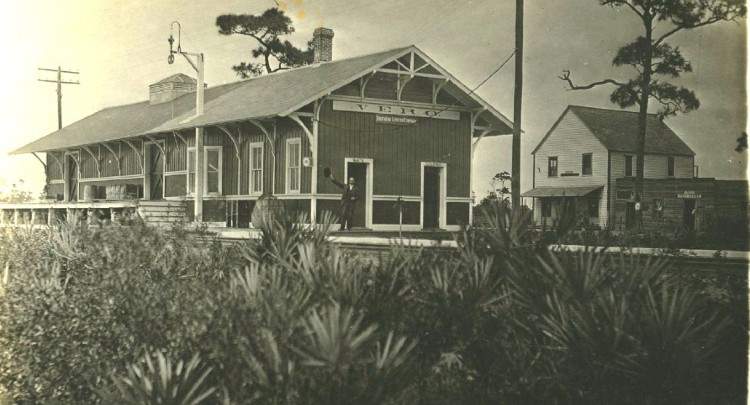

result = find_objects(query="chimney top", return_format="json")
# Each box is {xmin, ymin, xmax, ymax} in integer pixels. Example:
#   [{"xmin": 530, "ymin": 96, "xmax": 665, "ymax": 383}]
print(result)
[
  {"xmin": 313, "ymin": 27, "xmax": 334, "ymax": 63},
  {"xmin": 148, "ymin": 73, "xmax": 197, "ymax": 105}
]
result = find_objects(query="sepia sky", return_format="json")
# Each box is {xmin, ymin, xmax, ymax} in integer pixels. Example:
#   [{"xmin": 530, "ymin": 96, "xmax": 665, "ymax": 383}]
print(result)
[{"xmin": 0, "ymin": 0, "xmax": 745, "ymax": 198}]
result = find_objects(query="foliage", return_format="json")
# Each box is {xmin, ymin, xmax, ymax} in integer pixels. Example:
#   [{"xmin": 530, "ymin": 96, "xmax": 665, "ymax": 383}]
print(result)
[
  {"xmin": 216, "ymin": 7, "xmax": 313, "ymax": 78},
  {"xmin": 99, "ymin": 350, "xmax": 216, "ymax": 405},
  {"xmin": 0, "ymin": 202, "xmax": 745, "ymax": 404},
  {"xmin": 0, "ymin": 181, "xmax": 34, "ymax": 203},
  {"xmin": 560, "ymin": 0, "xmax": 746, "ymax": 214}
]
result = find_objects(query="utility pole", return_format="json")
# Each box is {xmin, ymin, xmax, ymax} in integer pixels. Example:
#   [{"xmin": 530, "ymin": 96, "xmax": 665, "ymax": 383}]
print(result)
[
  {"xmin": 168, "ymin": 21, "xmax": 205, "ymax": 222},
  {"xmin": 511, "ymin": 0, "xmax": 523, "ymax": 212},
  {"xmin": 38, "ymin": 66, "xmax": 80, "ymax": 130}
]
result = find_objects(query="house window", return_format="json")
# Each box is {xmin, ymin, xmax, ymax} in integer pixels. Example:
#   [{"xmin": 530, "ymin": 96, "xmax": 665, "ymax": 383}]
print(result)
[
  {"xmin": 187, "ymin": 148, "xmax": 196, "ymax": 194},
  {"xmin": 286, "ymin": 138, "xmax": 301, "ymax": 193},
  {"xmin": 204, "ymin": 147, "xmax": 222, "ymax": 195},
  {"xmin": 541, "ymin": 200, "xmax": 552, "ymax": 218},
  {"xmin": 667, "ymin": 156, "xmax": 675, "ymax": 177},
  {"xmin": 547, "ymin": 157, "xmax": 558, "ymax": 177},
  {"xmin": 625, "ymin": 155, "xmax": 633, "ymax": 177},
  {"xmin": 249, "ymin": 142, "xmax": 263, "ymax": 195},
  {"xmin": 582, "ymin": 153, "xmax": 592, "ymax": 176}
]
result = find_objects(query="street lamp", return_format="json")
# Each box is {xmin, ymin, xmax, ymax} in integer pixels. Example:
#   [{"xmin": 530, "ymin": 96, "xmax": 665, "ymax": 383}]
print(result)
[{"xmin": 167, "ymin": 21, "xmax": 205, "ymax": 222}]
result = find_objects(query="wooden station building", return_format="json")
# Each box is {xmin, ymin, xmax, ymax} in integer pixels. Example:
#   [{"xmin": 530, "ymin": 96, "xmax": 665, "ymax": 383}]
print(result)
[{"xmin": 9, "ymin": 28, "xmax": 513, "ymax": 230}]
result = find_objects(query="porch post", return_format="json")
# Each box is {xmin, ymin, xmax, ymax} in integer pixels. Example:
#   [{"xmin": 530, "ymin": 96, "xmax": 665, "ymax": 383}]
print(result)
[
  {"xmin": 194, "ymin": 53, "xmax": 205, "ymax": 222},
  {"xmin": 311, "ymin": 100, "xmax": 321, "ymax": 224},
  {"xmin": 63, "ymin": 154, "xmax": 70, "ymax": 202}
]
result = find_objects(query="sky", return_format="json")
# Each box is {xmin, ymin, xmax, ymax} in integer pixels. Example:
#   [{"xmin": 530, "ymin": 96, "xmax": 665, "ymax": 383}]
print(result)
[{"xmin": 0, "ymin": 0, "xmax": 745, "ymax": 199}]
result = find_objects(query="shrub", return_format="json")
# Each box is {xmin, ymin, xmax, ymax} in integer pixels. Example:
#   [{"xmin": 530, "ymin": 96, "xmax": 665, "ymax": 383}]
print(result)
[{"xmin": 0, "ymin": 203, "xmax": 744, "ymax": 404}]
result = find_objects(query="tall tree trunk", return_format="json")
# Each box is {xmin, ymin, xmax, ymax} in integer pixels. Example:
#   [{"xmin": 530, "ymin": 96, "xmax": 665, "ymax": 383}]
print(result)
[{"xmin": 635, "ymin": 15, "xmax": 654, "ymax": 230}]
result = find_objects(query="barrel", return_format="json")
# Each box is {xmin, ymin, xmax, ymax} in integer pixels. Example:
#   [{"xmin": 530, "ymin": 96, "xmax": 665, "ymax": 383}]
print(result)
[
  {"xmin": 83, "ymin": 185, "xmax": 96, "ymax": 201},
  {"xmin": 251, "ymin": 195, "xmax": 286, "ymax": 228}
]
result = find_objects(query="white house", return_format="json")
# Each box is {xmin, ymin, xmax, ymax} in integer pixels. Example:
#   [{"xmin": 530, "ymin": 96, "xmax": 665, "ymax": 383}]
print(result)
[{"xmin": 523, "ymin": 105, "xmax": 695, "ymax": 228}]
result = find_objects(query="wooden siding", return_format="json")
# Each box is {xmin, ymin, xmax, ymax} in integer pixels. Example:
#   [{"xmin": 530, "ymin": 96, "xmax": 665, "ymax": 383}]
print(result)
[
  {"xmin": 317, "ymin": 100, "xmax": 471, "ymax": 198},
  {"xmin": 610, "ymin": 152, "xmax": 693, "ymax": 179},
  {"xmin": 71, "ymin": 139, "xmax": 143, "ymax": 180},
  {"xmin": 612, "ymin": 178, "xmax": 747, "ymax": 233},
  {"xmin": 446, "ymin": 202, "xmax": 470, "ymax": 225},
  {"xmin": 373, "ymin": 200, "xmax": 420, "ymax": 225},
  {"xmin": 533, "ymin": 112, "xmax": 609, "ymax": 225},
  {"xmin": 46, "ymin": 152, "xmax": 64, "ymax": 180}
]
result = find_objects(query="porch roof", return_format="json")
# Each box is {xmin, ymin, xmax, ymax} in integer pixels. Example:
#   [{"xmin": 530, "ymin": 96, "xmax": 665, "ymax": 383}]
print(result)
[{"xmin": 522, "ymin": 185, "xmax": 603, "ymax": 198}]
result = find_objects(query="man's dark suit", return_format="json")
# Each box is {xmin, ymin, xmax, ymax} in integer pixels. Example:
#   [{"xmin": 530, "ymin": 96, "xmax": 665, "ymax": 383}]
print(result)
[{"xmin": 331, "ymin": 178, "xmax": 359, "ymax": 230}]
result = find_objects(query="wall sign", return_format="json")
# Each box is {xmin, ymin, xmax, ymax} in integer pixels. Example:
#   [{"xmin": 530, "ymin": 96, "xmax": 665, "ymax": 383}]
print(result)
[
  {"xmin": 375, "ymin": 115, "xmax": 418, "ymax": 125},
  {"xmin": 332, "ymin": 100, "xmax": 461, "ymax": 121},
  {"xmin": 560, "ymin": 172, "xmax": 580, "ymax": 177},
  {"xmin": 677, "ymin": 190, "xmax": 702, "ymax": 199}
]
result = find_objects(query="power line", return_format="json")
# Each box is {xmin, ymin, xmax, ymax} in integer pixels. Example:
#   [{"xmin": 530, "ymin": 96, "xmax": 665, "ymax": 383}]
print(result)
[{"xmin": 317, "ymin": 49, "xmax": 516, "ymax": 134}]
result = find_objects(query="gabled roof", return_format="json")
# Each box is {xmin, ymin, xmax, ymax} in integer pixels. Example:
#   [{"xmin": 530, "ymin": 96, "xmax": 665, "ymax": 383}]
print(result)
[
  {"xmin": 13, "ymin": 45, "xmax": 513, "ymax": 154},
  {"xmin": 532, "ymin": 105, "xmax": 695, "ymax": 156}
]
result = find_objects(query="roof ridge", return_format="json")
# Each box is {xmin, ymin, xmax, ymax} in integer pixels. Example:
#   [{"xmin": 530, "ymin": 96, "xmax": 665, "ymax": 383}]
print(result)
[
  {"xmin": 569, "ymin": 104, "xmax": 662, "ymax": 117},
  {"xmin": 94, "ymin": 45, "xmax": 416, "ymax": 112}
]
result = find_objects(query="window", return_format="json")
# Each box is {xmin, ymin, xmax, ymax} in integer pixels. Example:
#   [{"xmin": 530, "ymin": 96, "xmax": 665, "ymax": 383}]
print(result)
[
  {"xmin": 187, "ymin": 148, "xmax": 196, "ymax": 194},
  {"xmin": 204, "ymin": 147, "xmax": 222, "ymax": 195},
  {"xmin": 249, "ymin": 143, "xmax": 263, "ymax": 195},
  {"xmin": 582, "ymin": 153, "xmax": 592, "ymax": 175},
  {"xmin": 542, "ymin": 200, "xmax": 552, "ymax": 218},
  {"xmin": 547, "ymin": 157, "xmax": 558, "ymax": 177},
  {"xmin": 286, "ymin": 138, "xmax": 301, "ymax": 193},
  {"xmin": 187, "ymin": 147, "xmax": 222, "ymax": 195},
  {"xmin": 625, "ymin": 155, "xmax": 633, "ymax": 177},
  {"xmin": 667, "ymin": 156, "xmax": 675, "ymax": 177}
]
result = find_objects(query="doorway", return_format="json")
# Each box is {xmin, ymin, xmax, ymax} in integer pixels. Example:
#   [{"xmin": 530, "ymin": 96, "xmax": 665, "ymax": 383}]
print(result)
[
  {"xmin": 683, "ymin": 199, "xmax": 696, "ymax": 232},
  {"xmin": 146, "ymin": 142, "xmax": 164, "ymax": 200},
  {"xmin": 345, "ymin": 161, "xmax": 369, "ymax": 229},
  {"xmin": 421, "ymin": 163, "xmax": 445, "ymax": 230},
  {"xmin": 625, "ymin": 202, "xmax": 636, "ymax": 229}
]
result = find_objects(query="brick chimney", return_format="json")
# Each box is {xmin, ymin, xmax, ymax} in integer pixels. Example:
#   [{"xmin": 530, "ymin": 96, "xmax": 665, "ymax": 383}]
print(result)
[
  {"xmin": 313, "ymin": 27, "xmax": 334, "ymax": 63},
  {"xmin": 148, "ymin": 73, "xmax": 197, "ymax": 105}
]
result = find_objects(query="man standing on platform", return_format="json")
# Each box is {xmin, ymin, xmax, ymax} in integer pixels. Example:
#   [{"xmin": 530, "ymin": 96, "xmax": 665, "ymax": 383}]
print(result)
[{"xmin": 327, "ymin": 170, "xmax": 359, "ymax": 231}]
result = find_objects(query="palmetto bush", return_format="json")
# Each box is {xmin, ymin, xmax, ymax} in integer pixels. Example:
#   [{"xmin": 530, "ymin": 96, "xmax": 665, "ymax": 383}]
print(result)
[{"xmin": 0, "ymin": 203, "xmax": 745, "ymax": 404}]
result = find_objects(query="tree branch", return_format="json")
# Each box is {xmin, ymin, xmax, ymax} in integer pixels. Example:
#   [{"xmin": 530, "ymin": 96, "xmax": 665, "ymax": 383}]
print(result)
[
  {"xmin": 602, "ymin": 0, "xmax": 644, "ymax": 18},
  {"xmin": 655, "ymin": 16, "xmax": 727, "ymax": 47},
  {"xmin": 558, "ymin": 70, "xmax": 628, "ymax": 90}
]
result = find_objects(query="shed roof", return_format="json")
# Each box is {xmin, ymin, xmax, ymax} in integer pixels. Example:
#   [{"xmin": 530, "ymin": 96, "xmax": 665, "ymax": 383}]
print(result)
[
  {"xmin": 532, "ymin": 105, "xmax": 695, "ymax": 156},
  {"xmin": 521, "ymin": 185, "xmax": 603, "ymax": 198},
  {"xmin": 13, "ymin": 45, "xmax": 513, "ymax": 154}
]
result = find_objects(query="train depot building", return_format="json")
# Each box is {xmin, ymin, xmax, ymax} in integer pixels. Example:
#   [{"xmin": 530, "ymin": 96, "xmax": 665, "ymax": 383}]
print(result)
[
  {"xmin": 7, "ymin": 29, "xmax": 513, "ymax": 231},
  {"xmin": 524, "ymin": 105, "xmax": 748, "ymax": 233}
]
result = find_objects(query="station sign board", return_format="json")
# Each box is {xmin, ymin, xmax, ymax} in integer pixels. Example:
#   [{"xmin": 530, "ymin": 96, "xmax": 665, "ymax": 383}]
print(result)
[
  {"xmin": 677, "ymin": 190, "xmax": 702, "ymax": 199},
  {"xmin": 375, "ymin": 115, "xmax": 417, "ymax": 125},
  {"xmin": 332, "ymin": 100, "xmax": 461, "ymax": 121}
]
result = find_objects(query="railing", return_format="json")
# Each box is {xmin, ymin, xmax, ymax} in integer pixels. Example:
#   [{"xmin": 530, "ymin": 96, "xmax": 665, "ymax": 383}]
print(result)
[{"xmin": 0, "ymin": 200, "xmax": 185, "ymax": 227}]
